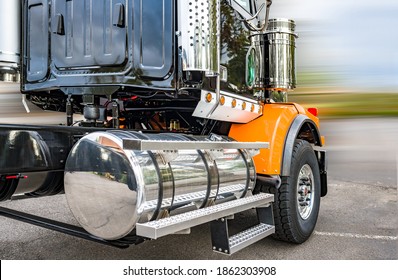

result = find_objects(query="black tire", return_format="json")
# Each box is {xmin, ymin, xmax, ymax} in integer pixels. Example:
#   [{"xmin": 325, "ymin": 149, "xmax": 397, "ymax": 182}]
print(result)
[
  {"xmin": 257, "ymin": 139, "xmax": 321, "ymax": 243},
  {"xmin": 0, "ymin": 176, "xmax": 19, "ymax": 201}
]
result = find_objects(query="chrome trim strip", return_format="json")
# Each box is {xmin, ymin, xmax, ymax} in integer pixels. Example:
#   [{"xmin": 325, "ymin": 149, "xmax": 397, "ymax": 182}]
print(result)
[{"xmin": 123, "ymin": 139, "xmax": 269, "ymax": 151}]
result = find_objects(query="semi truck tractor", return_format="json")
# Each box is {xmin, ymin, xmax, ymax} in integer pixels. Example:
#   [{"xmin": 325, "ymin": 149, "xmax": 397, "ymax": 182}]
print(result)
[{"xmin": 0, "ymin": 0, "xmax": 327, "ymax": 255}]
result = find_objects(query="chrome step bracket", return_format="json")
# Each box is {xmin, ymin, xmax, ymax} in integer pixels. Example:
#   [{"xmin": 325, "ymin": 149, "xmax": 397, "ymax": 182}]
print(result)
[
  {"xmin": 123, "ymin": 139, "xmax": 269, "ymax": 151},
  {"xmin": 136, "ymin": 193, "xmax": 273, "ymax": 240}
]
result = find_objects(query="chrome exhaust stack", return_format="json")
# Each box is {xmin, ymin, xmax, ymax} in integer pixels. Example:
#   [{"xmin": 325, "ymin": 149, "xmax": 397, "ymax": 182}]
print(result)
[
  {"xmin": 64, "ymin": 131, "xmax": 267, "ymax": 240},
  {"xmin": 178, "ymin": 0, "xmax": 220, "ymax": 76},
  {"xmin": 264, "ymin": 19, "xmax": 298, "ymax": 97},
  {"xmin": 247, "ymin": 18, "xmax": 298, "ymax": 102}
]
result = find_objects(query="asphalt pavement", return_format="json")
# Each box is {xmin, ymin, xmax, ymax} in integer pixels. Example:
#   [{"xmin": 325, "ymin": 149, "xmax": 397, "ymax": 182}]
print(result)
[{"xmin": 0, "ymin": 84, "xmax": 396, "ymax": 260}]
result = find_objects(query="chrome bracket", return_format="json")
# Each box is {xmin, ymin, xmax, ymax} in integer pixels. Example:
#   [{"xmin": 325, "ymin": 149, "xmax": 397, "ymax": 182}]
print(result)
[
  {"xmin": 247, "ymin": 148, "xmax": 260, "ymax": 157},
  {"xmin": 206, "ymin": 149, "xmax": 224, "ymax": 161},
  {"xmin": 156, "ymin": 150, "xmax": 179, "ymax": 164}
]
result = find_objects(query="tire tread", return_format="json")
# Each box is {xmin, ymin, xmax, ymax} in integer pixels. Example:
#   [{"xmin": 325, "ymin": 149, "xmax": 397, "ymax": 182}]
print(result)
[{"xmin": 256, "ymin": 139, "xmax": 320, "ymax": 243}]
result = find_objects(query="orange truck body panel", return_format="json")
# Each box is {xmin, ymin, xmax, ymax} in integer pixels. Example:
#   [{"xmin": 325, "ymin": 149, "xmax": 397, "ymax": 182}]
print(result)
[{"xmin": 229, "ymin": 103, "xmax": 320, "ymax": 175}]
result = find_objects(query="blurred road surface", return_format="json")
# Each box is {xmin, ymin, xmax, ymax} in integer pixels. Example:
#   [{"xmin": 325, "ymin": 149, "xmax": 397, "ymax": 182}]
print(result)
[
  {"xmin": 323, "ymin": 117, "xmax": 397, "ymax": 187},
  {"xmin": 0, "ymin": 82, "xmax": 80, "ymax": 125}
]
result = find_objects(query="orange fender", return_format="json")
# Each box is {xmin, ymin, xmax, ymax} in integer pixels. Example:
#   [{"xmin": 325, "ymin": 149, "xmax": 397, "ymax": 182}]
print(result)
[{"xmin": 229, "ymin": 103, "xmax": 321, "ymax": 176}]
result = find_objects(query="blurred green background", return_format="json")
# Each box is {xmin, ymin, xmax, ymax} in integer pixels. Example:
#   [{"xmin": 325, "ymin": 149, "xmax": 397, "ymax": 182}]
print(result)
[
  {"xmin": 289, "ymin": 71, "xmax": 398, "ymax": 118},
  {"xmin": 271, "ymin": 0, "xmax": 398, "ymax": 118}
]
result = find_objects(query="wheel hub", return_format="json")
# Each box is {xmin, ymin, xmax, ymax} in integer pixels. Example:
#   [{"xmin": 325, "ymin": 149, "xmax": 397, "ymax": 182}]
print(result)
[{"xmin": 297, "ymin": 164, "xmax": 314, "ymax": 220}]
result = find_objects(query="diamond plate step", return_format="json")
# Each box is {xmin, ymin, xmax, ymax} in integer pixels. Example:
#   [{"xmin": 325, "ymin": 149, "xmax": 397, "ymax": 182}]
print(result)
[
  {"xmin": 136, "ymin": 193, "xmax": 273, "ymax": 239},
  {"xmin": 227, "ymin": 223, "xmax": 275, "ymax": 254}
]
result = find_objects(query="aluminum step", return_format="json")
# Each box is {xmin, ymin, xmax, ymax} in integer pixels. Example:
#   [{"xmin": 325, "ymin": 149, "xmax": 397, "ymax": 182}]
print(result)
[
  {"xmin": 227, "ymin": 223, "xmax": 275, "ymax": 254},
  {"xmin": 136, "ymin": 192, "xmax": 273, "ymax": 239},
  {"xmin": 210, "ymin": 204, "xmax": 275, "ymax": 255}
]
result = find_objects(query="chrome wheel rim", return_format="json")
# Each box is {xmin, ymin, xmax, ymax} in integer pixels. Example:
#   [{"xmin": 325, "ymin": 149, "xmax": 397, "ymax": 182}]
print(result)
[{"xmin": 297, "ymin": 164, "xmax": 315, "ymax": 220}]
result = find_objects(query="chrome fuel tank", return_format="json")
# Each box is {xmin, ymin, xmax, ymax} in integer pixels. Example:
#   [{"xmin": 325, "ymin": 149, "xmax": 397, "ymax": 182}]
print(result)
[
  {"xmin": 64, "ymin": 131, "xmax": 255, "ymax": 240},
  {"xmin": 0, "ymin": 0, "xmax": 21, "ymax": 82},
  {"xmin": 0, "ymin": 171, "xmax": 64, "ymax": 201}
]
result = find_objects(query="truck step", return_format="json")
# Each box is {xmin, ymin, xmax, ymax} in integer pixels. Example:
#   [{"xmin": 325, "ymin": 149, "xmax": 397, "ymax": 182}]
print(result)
[
  {"xmin": 136, "ymin": 192, "xmax": 273, "ymax": 240},
  {"xmin": 226, "ymin": 223, "xmax": 275, "ymax": 255},
  {"xmin": 210, "ymin": 202, "xmax": 275, "ymax": 255}
]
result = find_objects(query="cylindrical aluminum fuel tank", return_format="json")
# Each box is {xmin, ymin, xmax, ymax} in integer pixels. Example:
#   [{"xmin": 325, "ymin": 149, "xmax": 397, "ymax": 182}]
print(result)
[
  {"xmin": 0, "ymin": 171, "xmax": 64, "ymax": 201},
  {"xmin": 64, "ymin": 131, "xmax": 255, "ymax": 240},
  {"xmin": 21, "ymin": 171, "xmax": 64, "ymax": 196},
  {"xmin": 0, "ymin": 0, "xmax": 21, "ymax": 82}
]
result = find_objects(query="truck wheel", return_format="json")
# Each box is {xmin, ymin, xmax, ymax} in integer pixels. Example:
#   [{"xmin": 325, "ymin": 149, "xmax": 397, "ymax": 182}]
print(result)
[{"xmin": 259, "ymin": 139, "xmax": 321, "ymax": 243}]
